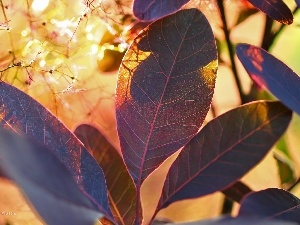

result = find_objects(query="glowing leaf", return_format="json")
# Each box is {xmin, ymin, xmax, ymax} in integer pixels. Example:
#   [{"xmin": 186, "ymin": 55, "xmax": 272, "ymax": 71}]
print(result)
[
  {"xmin": 74, "ymin": 124, "xmax": 141, "ymax": 225},
  {"xmin": 155, "ymin": 101, "xmax": 292, "ymax": 211},
  {"xmin": 236, "ymin": 44, "xmax": 300, "ymax": 115},
  {"xmin": 116, "ymin": 8, "xmax": 217, "ymax": 188},
  {"xmin": 0, "ymin": 81, "xmax": 113, "ymax": 221}
]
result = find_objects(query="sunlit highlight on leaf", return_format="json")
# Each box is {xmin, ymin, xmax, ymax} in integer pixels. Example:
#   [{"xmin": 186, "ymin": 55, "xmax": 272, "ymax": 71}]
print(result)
[
  {"xmin": 155, "ymin": 101, "xmax": 292, "ymax": 213},
  {"xmin": 74, "ymin": 124, "xmax": 141, "ymax": 225},
  {"xmin": 236, "ymin": 44, "xmax": 300, "ymax": 115},
  {"xmin": 116, "ymin": 9, "xmax": 218, "ymax": 188}
]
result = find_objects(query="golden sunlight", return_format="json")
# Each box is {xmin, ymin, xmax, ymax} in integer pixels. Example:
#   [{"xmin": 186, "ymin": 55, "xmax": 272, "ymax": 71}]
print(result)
[{"xmin": 31, "ymin": 0, "xmax": 50, "ymax": 14}]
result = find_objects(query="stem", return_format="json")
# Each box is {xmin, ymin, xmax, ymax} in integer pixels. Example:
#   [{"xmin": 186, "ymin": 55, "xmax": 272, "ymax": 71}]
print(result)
[
  {"xmin": 287, "ymin": 177, "xmax": 300, "ymax": 192},
  {"xmin": 262, "ymin": 7, "xmax": 299, "ymax": 51},
  {"xmin": 210, "ymin": 102, "xmax": 217, "ymax": 118},
  {"xmin": 261, "ymin": 16, "xmax": 274, "ymax": 50},
  {"xmin": 216, "ymin": 0, "xmax": 246, "ymax": 104},
  {"xmin": 135, "ymin": 188, "xmax": 141, "ymax": 225},
  {"xmin": 0, "ymin": 0, "xmax": 16, "ymax": 59},
  {"xmin": 221, "ymin": 197, "xmax": 234, "ymax": 215}
]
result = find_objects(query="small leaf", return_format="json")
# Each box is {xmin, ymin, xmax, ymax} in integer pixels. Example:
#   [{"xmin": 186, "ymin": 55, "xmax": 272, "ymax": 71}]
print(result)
[
  {"xmin": 133, "ymin": 0, "xmax": 189, "ymax": 21},
  {"xmin": 74, "ymin": 124, "xmax": 141, "ymax": 225},
  {"xmin": 156, "ymin": 101, "xmax": 292, "ymax": 211},
  {"xmin": 116, "ymin": 8, "xmax": 217, "ymax": 187},
  {"xmin": 171, "ymin": 216, "xmax": 298, "ymax": 225},
  {"xmin": 222, "ymin": 181, "xmax": 252, "ymax": 203},
  {"xmin": 248, "ymin": 0, "xmax": 293, "ymax": 24},
  {"xmin": 239, "ymin": 188, "xmax": 300, "ymax": 223},
  {"xmin": 0, "ymin": 129, "xmax": 103, "ymax": 225},
  {"xmin": 274, "ymin": 151, "xmax": 296, "ymax": 187},
  {"xmin": 0, "ymin": 81, "xmax": 113, "ymax": 221},
  {"xmin": 236, "ymin": 44, "xmax": 300, "ymax": 115}
]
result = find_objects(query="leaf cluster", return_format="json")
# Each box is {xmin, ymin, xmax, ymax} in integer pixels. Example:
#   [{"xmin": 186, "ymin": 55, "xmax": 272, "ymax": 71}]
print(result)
[{"xmin": 1, "ymin": 0, "xmax": 300, "ymax": 225}]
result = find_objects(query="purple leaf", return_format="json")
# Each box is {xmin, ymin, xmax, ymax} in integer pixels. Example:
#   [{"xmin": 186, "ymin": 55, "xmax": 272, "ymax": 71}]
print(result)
[
  {"xmin": 74, "ymin": 124, "xmax": 141, "ymax": 225},
  {"xmin": 155, "ymin": 101, "xmax": 292, "ymax": 212},
  {"xmin": 133, "ymin": 0, "xmax": 189, "ymax": 21},
  {"xmin": 0, "ymin": 81, "xmax": 113, "ymax": 221},
  {"xmin": 173, "ymin": 216, "xmax": 298, "ymax": 225},
  {"xmin": 248, "ymin": 0, "xmax": 293, "ymax": 24},
  {"xmin": 116, "ymin": 8, "xmax": 217, "ymax": 188},
  {"xmin": 239, "ymin": 188, "xmax": 300, "ymax": 223},
  {"xmin": 0, "ymin": 129, "xmax": 103, "ymax": 225},
  {"xmin": 236, "ymin": 44, "xmax": 300, "ymax": 115},
  {"xmin": 296, "ymin": 0, "xmax": 300, "ymax": 8}
]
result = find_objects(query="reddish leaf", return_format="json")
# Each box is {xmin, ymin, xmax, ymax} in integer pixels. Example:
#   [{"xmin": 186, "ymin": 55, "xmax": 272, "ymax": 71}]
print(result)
[
  {"xmin": 0, "ymin": 81, "xmax": 113, "ymax": 221},
  {"xmin": 0, "ymin": 129, "xmax": 103, "ymax": 225},
  {"xmin": 133, "ymin": 0, "xmax": 189, "ymax": 21},
  {"xmin": 173, "ymin": 216, "xmax": 297, "ymax": 225},
  {"xmin": 155, "ymin": 101, "xmax": 292, "ymax": 212},
  {"xmin": 74, "ymin": 124, "xmax": 141, "ymax": 225},
  {"xmin": 239, "ymin": 188, "xmax": 300, "ymax": 223},
  {"xmin": 222, "ymin": 181, "xmax": 252, "ymax": 203},
  {"xmin": 236, "ymin": 44, "xmax": 300, "ymax": 115},
  {"xmin": 248, "ymin": 0, "xmax": 293, "ymax": 24},
  {"xmin": 116, "ymin": 8, "xmax": 217, "ymax": 188}
]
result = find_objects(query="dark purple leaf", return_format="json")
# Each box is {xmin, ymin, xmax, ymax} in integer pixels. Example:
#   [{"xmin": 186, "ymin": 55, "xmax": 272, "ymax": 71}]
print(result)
[
  {"xmin": 155, "ymin": 101, "xmax": 292, "ymax": 212},
  {"xmin": 173, "ymin": 216, "xmax": 298, "ymax": 225},
  {"xmin": 236, "ymin": 44, "xmax": 300, "ymax": 115},
  {"xmin": 296, "ymin": 0, "xmax": 300, "ymax": 8},
  {"xmin": 239, "ymin": 188, "xmax": 300, "ymax": 223},
  {"xmin": 0, "ymin": 129, "xmax": 103, "ymax": 225},
  {"xmin": 0, "ymin": 81, "xmax": 113, "ymax": 221},
  {"xmin": 248, "ymin": 0, "xmax": 293, "ymax": 24},
  {"xmin": 116, "ymin": 8, "xmax": 217, "ymax": 188},
  {"xmin": 74, "ymin": 124, "xmax": 141, "ymax": 225},
  {"xmin": 133, "ymin": 0, "xmax": 189, "ymax": 21},
  {"xmin": 222, "ymin": 181, "xmax": 252, "ymax": 203}
]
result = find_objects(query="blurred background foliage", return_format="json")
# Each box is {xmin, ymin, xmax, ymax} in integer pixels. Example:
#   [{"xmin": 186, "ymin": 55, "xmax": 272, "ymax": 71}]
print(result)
[{"xmin": 0, "ymin": 0, "xmax": 300, "ymax": 224}]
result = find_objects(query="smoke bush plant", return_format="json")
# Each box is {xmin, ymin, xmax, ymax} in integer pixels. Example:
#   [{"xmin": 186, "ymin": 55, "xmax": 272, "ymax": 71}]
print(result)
[{"xmin": 0, "ymin": 0, "xmax": 300, "ymax": 224}]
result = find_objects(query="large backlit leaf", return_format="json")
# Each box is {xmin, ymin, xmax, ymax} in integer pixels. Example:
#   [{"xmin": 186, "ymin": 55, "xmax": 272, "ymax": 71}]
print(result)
[
  {"xmin": 133, "ymin": 0, "xmax": 189, "ymax": 21},
  {"xmin": 116, "ymin": 8, "xmax": 217, "ymax": 187},
  {"xmin": 0, "ymin": 129, "xmax": 103, "ymax": 225},
  {"xmin": 155, "ymin": 101, "xmax": 292, "ymax": 211},
  {"xmin": 74, "ymin": 124, "xmax": 140, "ymax": 225},
  {"xmin": 172, "ymin": 216, "xmax": 297, "ymax": 225},
  {"xmin": 239, "ymin": 188, "xmax": 300, "ymax": 223},
  {"xmin": 236, "ymin": 44, "xmax": 300, "ymax": 115},
  {"xmin": 0, "ymin": 81, "xmax": 113, "ymax": 221},
  {"xmin": 248, "ymin": 0, "xmax": 293, "ymax": 24}
]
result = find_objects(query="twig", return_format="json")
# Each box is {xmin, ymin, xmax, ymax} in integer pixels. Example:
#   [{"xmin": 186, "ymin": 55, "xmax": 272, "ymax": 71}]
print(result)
[
  {"xmin": 0, "ymin": 0, "xmax": 16, "ymax": 59},
  {"xmin": 287, "ymin": 177, "xmax": 300, "ymax": 192},
  {"xmin": 262, "ymin": 7, "xmax": 299, "ymax": 51},
  {"xmin": 216, "ymin": 0, "xmax": 246, "ymax": 104}
]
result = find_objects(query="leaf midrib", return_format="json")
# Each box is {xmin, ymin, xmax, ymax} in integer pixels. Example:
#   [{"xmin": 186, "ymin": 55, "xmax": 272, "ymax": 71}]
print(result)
[{"xmin": 138, "ymin": 10, "xmax": 197, "ymax": 185}]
